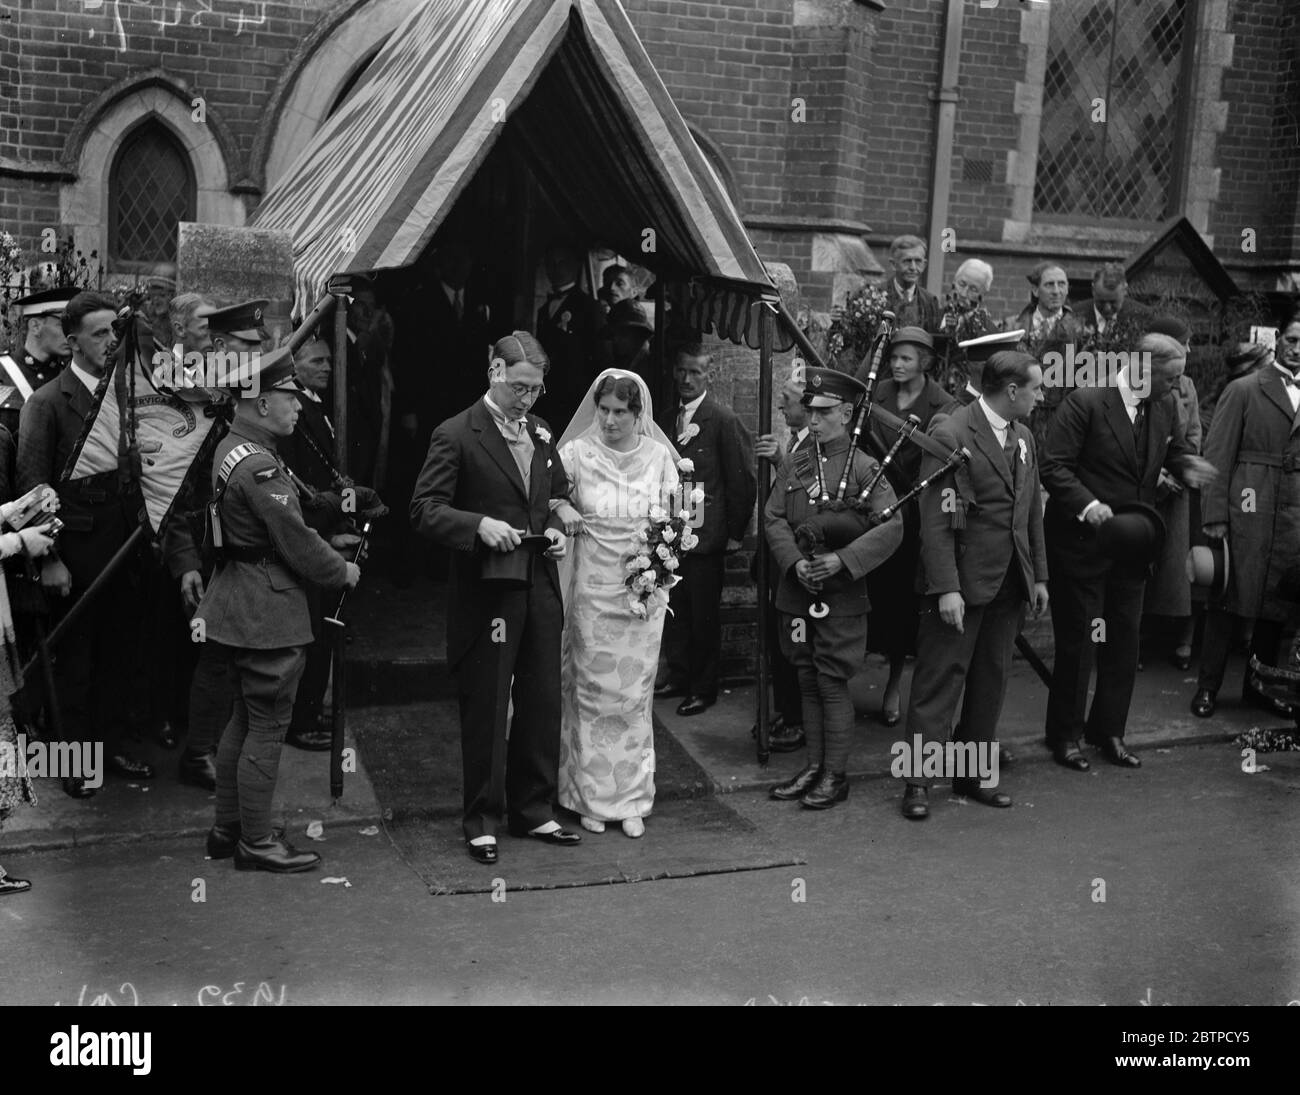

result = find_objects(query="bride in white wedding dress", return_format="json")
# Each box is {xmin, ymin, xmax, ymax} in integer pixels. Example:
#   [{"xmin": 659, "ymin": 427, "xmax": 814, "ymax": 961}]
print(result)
[{"xmin": 553, "ymin": 369, "xmax": 681, "ymax": 838}]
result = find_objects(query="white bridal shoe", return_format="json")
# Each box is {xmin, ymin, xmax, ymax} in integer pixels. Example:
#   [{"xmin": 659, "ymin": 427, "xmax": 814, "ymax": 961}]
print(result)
[
  {"xmin": 580, "ymin": 817, "xmax": 605, "ymax": 833},
  {"xmin": 621, "ymin": 817, "xmax": 645, "ymax": 838}
]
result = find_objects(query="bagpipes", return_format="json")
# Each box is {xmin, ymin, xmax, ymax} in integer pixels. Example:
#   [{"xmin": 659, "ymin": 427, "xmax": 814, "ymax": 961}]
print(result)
[{"xmin": 792, "ymin": 307, "xmax": 969, "ymax": 598}]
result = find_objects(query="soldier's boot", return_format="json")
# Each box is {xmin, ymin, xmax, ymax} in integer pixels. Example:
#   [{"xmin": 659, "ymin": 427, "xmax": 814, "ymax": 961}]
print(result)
[
  {"xmin": 770, "ymin": 764, "xmax": 822, "ymax": 801},
  {"xmin": 800, "ymin": 770, "xmax": 849, "ymax": 810},
  {"xmin": 234, "ymin": 835, "xmax": 321, "ymax": 874}
]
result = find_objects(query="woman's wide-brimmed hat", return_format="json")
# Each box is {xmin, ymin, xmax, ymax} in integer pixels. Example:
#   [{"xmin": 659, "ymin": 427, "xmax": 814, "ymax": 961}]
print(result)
[
  {"xmin": 1186, "ymin": 541, "xmax": 1230, "ymax": 598},
  {"xmin": 1096, "ymin": 502, "xmax": 1166, "ymax": 568}
]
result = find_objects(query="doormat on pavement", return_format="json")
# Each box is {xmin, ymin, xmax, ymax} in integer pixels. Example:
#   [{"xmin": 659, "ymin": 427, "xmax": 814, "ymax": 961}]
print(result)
[
  {"xmin": 353, "ymin": 704, "xmax": 716, "ymax": 822},
  {"xmin": 383, "ymin": 794, "xmax": 803, "ymax": 895}
]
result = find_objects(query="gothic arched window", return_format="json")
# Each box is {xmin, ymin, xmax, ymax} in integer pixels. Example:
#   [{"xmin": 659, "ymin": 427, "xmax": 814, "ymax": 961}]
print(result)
[{"xmin": 109, "ymin": 121, "xmax": 196, "ymax": 270}]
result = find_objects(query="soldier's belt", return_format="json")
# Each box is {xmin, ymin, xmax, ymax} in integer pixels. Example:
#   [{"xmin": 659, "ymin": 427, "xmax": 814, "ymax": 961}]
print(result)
[{"xmin": 218, "ymin": 545, "xmax": 286, "ymax": 566}]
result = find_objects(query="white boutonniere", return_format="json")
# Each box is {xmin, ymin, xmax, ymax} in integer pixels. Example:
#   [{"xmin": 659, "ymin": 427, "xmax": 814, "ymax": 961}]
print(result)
[
  {"xmin": 1018, "ymin": 437, "xmax": 1028, "ymax": 465},
  {"xmin": 535, "ymin": 425, "xmax": 551, "ymax": 444},
  {"xmin": 678, "ymin": 422, "xmax": 700, "ymax": 445},
  {"xmin": 557, "ymin": 310, "xmax": 572, "ymax": 333},
  {"xmin": 677, "ymin": 458, "xmax": 694, "ymax": 475}
]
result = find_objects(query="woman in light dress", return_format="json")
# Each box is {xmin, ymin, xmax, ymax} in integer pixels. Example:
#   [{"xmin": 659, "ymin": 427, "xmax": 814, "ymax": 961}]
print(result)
[{"xmin": 553, "ymin": 369, "xmax": 681, "ymax": 838}]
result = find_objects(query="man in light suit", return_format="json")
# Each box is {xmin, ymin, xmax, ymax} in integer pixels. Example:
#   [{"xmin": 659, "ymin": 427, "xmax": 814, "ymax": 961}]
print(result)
[
  {"xmin": 656, "ymin": 343, "xmax": 757, "ymax": 715},
  {"xmin": 410, "ymin": 332, "xmax": 581, "ymax": 864},
  {"xmin": 900, "ymin": 351, "xmax": 1049, "ymax": 819},
  {"xmin": 1039, "ymin": 334, "xmax": 1215, "ymax": 770}
]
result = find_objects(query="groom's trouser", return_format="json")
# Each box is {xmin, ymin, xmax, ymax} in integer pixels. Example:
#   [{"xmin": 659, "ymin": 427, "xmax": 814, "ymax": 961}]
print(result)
[{"xmin": 454, "ymin": 579, "xmax": 563, "ymax": 840}]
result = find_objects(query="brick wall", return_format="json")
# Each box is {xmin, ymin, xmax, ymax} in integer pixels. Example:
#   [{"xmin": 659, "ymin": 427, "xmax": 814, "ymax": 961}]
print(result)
[{"xmin": 1212, "ymin": 0, "xmax": 1299, "ymax": 268}]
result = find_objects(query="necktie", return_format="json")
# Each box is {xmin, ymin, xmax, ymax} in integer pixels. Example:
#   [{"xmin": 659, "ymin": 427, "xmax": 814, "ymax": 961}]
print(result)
[
  {"xmin": 676, "ymin": 404, "xmax": 686, "ymax": 438},
  {"xmin": 787, "ymin": 433, "xmax": 799, "ymax": 454},
  {"xmin": 454, "ymin": 289, "xmax": 464, "ymax": 322},
  {"xmin": 1002, "ymin": 427, "xmax": 1017, "ymax": 479},
  {"xmin": 502, "ymin": 417, "xmax": 532, "ymax": 491},
  {"xmin": 1132, "ymin": 401, "xmax": 1145, "ymax": 439}
]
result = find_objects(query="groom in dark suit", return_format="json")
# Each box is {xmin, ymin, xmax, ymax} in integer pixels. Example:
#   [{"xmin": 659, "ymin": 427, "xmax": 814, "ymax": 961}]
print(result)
[{"xmin": 410, "ymin": 332, "xmax": 581, "ymax": 863}]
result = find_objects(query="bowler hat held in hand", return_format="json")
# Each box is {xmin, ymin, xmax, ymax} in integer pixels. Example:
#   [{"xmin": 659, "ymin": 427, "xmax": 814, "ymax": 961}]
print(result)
[
  {"xmin": 480, "ymin": 533, "xmax": 551, "ymax": 588},
  {"xmin": 1095, "ymin": 502, "xmax": 1166, "ymax": 569}
]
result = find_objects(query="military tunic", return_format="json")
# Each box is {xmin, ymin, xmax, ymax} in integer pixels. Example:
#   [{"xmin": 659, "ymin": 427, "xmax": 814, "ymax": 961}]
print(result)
[
  {"xmin": 197, "ymin": 424, "xmax": 348, "ymax": 648},
  {"xmin": 764, "ymin": 433, "xmax": 904, "ymax": 678},
  {"xmin": 196, "ymin": 420, "xmax": 350, "ymax": 842}
]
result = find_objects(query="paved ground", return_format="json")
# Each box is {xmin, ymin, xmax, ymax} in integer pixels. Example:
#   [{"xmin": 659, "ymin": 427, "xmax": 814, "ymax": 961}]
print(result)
[{"xmin": 3, "ymin": 728, "xmax": 1295, "ymax": 1006}]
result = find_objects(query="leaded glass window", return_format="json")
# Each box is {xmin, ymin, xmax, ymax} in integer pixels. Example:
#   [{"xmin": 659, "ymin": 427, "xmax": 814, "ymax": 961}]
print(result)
[
  {"xmin": 1034, "ymin": 0, "xmax": 1192, "ymax": 222},
  {"xmin": 109, "ymin": 122, "xmax": 196, "ymax": 268}
]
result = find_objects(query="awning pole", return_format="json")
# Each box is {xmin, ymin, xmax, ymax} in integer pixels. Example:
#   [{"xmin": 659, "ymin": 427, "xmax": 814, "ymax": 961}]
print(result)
[
  {"xmin": 284, "ymin": 293, "xmax": 338, "ymax": 356},
  {"xmin": 332, "ymin": 289, "xmax": 350, "ymax": 475},
  {"xmin": 755, "ymin": 302, "xmax": 774, "ymax": 765},
  {"xmin": 652, "ymin": 279, "xmax": 668, "ymax": 411}
]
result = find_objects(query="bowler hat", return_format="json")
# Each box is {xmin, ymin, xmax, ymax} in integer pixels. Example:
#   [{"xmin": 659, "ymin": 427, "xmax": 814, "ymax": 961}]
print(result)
[
  {"xmin": 607, "ymin": 299, "xmax": 652, "ymax": 332},
  {"xmin": 1096, "ymin": 502, "xmax": 1166, "ymax": 569},
  {"xmin": 889, "ymin": 326, "xmax": 934, "ymax": 352},
  {"xmin": 480, "ymin": 533, "xmax": 551, "ymax": 588},
  {"xmin": 1186, "ymin": 541, "xmax": 1230, "ymax": 599}
]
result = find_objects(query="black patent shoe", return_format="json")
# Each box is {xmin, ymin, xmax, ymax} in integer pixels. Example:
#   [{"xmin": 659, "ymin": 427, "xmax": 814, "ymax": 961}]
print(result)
[
  {"xmin": 157, "ymin": 723, "xmax": 179, "ymax": 749},
  {"xmin": 1051, "ymin": 741, "xmax": 1091, "ymax": 771},
  {"xmin": 953, "ymin": 779, "xmax": 1013, "ymax": 807},
  {"xmin": 770, "ymin": 764, "xmax": 822, "ymax": 801},
  {"xmin": 234, "ymin": 836, "xmax": 321, "ymax": 874},
  {"xmin": 800, "ymin": 770, "xmax": 849, "ymax": 810},
  {"xmin": 768, "ymin": 722, "xmax": 806, "ymax": 753},
  {"xmin": 178, "ymin": 750, "xmax": 217, "ymax": 791},
  {"xmin": 1096, "ymin": 736, "xmax": 1141, "ymax": 768},
  {"xmin": 466, "ymin": 841, "xmax": 499, "ymax": 865},
  {"xmin": 206, "ymin": 822, "xmax": 240, "ymax": 859},
  {"xmin": 0, "ymin": 869, "xmax": 31, "ymax": 896},
  {"xmin": 1190, "ymin": 689, "xmax": 1217, "ymax": 718},
  {"xmin": 901, "ymin": 784, "xmax": 929, "ymax": 819}
]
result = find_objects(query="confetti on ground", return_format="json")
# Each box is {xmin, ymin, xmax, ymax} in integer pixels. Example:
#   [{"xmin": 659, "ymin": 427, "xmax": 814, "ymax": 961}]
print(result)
[
  {"xmin": 321, "ymin": 876, "xmax": 352, "ymax": 888},
  {"xmin": 305, "ymin": 820, "xmax": 325, "ymax": 840},
  {"xmin": 358, "ymin": 825, "xmax": 380, "ymax": 836}
]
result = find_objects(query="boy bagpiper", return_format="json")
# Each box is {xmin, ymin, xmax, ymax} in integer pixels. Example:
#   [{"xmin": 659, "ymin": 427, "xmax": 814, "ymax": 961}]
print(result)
[{"xmin": 763, "ymin": 367, "xmax": 903, "ymax": 808}]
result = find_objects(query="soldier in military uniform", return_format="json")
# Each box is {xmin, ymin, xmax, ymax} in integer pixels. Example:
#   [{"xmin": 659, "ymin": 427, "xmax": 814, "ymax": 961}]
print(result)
[
  {"xmin": 196, "ymin": 345, "xmax": 359, "ymax": 873},
  {"xmin": 763, "ymin": 368, "xmax": 904, "ymax": 808},
  {"xmin": 1, "ymin": 288, "xmax": 75, "ymax": 500},
  {"xmin": 163, "ymin": 299, "xmax": 266, "ymax": 789}
]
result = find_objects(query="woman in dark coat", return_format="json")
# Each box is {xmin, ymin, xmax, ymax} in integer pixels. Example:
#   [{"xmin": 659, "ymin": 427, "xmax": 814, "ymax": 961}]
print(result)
[{"xmin": 864, "ymin": 327, "xmax": 958, "ymax": 725}]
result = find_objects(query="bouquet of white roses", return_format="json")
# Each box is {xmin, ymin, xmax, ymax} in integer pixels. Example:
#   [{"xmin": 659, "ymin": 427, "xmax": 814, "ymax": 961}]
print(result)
[{"xmin": 623, "ymin": 460, "xmax": 702, "ymax": 619}]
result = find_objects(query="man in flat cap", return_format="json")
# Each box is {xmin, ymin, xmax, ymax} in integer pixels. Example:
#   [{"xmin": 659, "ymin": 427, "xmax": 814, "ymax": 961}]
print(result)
[
  {"xmin": 1040, "ymin": 333, "xmax": 1215, "ymax": 770},
  {"xmin": 195, "ymin": 345, "xmax": 359, "ymax": 874},
  {"xmin": 764, "ymin": 367, "xmax": 903, "ymax": 809},
  {"xmin": 899, "ymin": 351, "xmax": 1049, "ymax": 819},
  {"xmin": 1193, "ymin": 318, "xmax": 1300, "ymax": 720}
]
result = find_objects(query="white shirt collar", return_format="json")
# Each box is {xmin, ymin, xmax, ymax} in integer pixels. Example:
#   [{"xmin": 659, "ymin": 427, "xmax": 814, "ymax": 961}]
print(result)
[
  {"xmin": 893, "ymin": 279, "xmax": 915, "ymax": 302},
  {"xmin": 681, "ymin": 391, "xmax": 707, "ymax": 413},
  {"xmin": 794, "ymin": 426, "xmax": 809, "ymax": 446},
  {"xmin": 1117, "ymin": 368, "xmax": 1142, "ymax": 410},
  {"xmin": 978, "ymin": 397, "xmax": 1009, "ymax": 434},
  {"xmin": 484, "ymin": 392, "xmax": 522, "ymax": 424},
  {"xmin": 965, "ymin": 382, "xmax": 981, "ymax": 400},
  {"xmin": 441, "ymin": 282, "xmax": 461, "ymax": 307},
  {"xmin": 1273, "ymin": 362, "xmax": 1298, "ymax": 382},
  {"xmin": 69, "ymin": 361, "xmax": 100, "ymax": 394}
]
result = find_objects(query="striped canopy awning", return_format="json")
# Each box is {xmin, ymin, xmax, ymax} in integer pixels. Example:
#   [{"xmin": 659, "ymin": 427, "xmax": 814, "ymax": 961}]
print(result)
[{"xmin": 253, "ymin": 0, "xmax": 779, "ymax": 335}]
